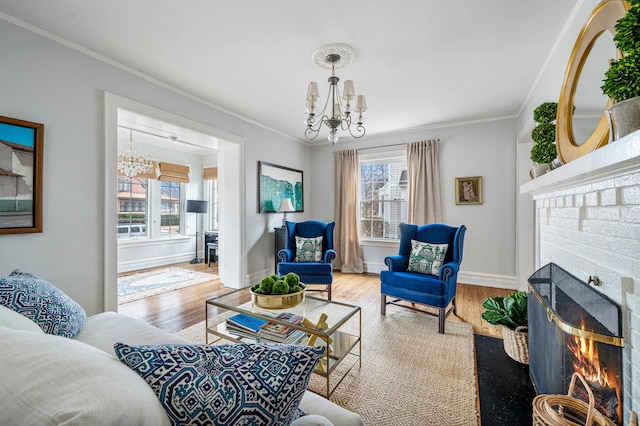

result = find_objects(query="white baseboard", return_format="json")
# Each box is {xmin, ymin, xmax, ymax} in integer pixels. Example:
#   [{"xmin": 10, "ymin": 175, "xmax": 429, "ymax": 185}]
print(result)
[
  {"xmin": 118, "ymin": 254, "xmax": 197, "ymax": 273},
  {"xmin": 363, "ymin": 261, "xmax": 386, "ymax": 274},
  {"xmin": 361, "ymin": 261, "xmax": 517, "ymax": 290},
  {"xmin": 457, "ymin": 271, "xmax": 517, "ymax": 289}
]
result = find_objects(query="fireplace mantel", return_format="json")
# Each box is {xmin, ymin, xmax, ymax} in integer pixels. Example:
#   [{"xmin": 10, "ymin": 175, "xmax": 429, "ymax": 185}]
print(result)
[{"xmin": 521, "ymin": 130, "xmax": 640, "ymax": 196}]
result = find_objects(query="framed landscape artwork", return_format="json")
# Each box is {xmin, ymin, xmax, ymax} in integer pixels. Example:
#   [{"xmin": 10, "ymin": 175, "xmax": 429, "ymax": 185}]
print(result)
[
  {"xmin": 258, "ymin": 161, "xmax": 303, "ymax": 213},
  {"xmin": 0, "ymin": 115, "xmax": 44, "ymax": 234},
  {"xmin": 455, "ymin": 176, "xmax": 482, "ymax": 205}
]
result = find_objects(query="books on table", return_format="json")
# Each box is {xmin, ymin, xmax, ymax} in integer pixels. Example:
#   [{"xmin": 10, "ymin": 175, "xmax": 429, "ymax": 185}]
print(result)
[
  {"xmin": 225, "ymin": 313, "xmax": 268, "ymax": 338},
  {"xmin": 225, "ymin": 311, "xmax": 307, "ymax": 344},
  {"xmin": 260, "ymin": 312, "xmax": 307, "ymax": 344}
]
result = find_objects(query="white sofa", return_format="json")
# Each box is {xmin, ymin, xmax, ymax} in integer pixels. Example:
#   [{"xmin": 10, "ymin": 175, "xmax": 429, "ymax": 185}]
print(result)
[{"xmin": 0, "ymin": 305, "xmax": 363, "ymax": 426}]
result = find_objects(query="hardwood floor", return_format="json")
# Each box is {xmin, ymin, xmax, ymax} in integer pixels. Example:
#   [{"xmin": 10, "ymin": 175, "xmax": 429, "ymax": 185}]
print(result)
[{"xmin": 117, "ymin": 262, "xmax": 514, "ymax": 337}]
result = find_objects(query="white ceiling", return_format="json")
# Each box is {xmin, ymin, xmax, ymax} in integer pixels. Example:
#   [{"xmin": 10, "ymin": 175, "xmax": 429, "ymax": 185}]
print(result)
[{"xmin": 0, "ymin": 1, "xmax": 580, "ymax": 143}]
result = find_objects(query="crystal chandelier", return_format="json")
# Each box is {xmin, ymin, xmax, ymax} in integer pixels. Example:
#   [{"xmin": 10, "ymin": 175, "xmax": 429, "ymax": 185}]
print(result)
[
  {"xmin": 305, "ymin": 44, "xmax": 367, "ymax": 145},
  {"xmin": 117, "ymin": 130, "xmax": 153, "ymax": 178}
]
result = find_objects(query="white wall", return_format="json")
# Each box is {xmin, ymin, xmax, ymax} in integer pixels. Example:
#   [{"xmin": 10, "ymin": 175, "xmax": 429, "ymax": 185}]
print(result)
[
  {"xmin": 0, "ymin": 18, "xmax": 309, "ymax": 315},
  {"xmin": 309, "ymin": 119, "xmax": 519, "ymax": 288},
  {"xmin": 515, "ymin": 0, "xmax": 611, "ymax": 287}
]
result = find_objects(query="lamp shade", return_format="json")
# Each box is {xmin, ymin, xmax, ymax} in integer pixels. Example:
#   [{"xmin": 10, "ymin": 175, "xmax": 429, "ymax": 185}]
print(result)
[
  {"xmin": 186, "ymin": 200, "xmax": 208, "ymax": 214},
  {"xmin": 306, "ymin": 82, "xmax": 320, "ymax": 101},
  {"xmin": 277, "ymin": 198, "xmax": 295, "ymax": 212},
  {"xmin": 342, "ymin": 80, "xmax": 356, "ymax": 100},
  {"xmin": 355, "ymin": 95, "xmax": 368, "ymax": 113}
]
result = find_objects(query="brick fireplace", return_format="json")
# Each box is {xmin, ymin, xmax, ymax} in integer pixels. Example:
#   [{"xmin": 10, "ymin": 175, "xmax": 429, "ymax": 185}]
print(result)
[{"xmin": 521, "ymin": 130, "xmax": 639, "ymax": 424}]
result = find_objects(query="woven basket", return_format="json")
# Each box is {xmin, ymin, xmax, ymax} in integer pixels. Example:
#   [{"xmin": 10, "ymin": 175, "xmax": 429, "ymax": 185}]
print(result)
[
  {"xmin": 502, "ymin": 325, "xmax": 529, "ymax": 364},
  {"xmin": 533, "ymin": 373, "xmax": 615, "ymax": 426}
]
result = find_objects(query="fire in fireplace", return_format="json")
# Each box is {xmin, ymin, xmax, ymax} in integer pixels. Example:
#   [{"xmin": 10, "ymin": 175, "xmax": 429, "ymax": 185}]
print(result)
[
  {"xmin": 528, "ymin": 263, "xmax": 624, "ymax": 425},
  {"xmin": 566, "ymin": 318, "xmax": 622, "ymax": 423}
]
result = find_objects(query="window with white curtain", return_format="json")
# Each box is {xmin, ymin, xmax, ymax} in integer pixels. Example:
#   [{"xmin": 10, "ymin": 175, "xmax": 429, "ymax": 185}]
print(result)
[{"xmin": 359, "ymin": 149, "xmax": 408, "ymax": 240}]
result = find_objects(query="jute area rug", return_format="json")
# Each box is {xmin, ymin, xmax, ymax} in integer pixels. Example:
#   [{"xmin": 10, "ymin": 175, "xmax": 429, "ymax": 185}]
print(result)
[
  {"xmin": 118, "ymin": 267, "xmax": 218, "ymax": 303},
  {"xmin": 176, "ymin": 299, "xmax": 479, "ymax": 426}
]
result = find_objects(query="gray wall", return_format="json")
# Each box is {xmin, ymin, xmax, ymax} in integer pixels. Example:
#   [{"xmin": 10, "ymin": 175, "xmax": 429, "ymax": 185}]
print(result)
[
  {"xmin": 0, "ymin": 19, "xmax": 309, "ymax": 315},
  {"xmin": 309, "ymin": 119, "xmax": 519, "ymax": 288}
]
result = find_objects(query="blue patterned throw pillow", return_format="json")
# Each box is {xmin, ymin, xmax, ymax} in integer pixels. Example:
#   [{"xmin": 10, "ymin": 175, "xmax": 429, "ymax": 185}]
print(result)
[
  {"xmin": 0, "ymin": 269, "xmax": 87, "ymax": 338},
  {"xmin": 114, "ymin": 342, "xmax": 324, "ymax": 426}
]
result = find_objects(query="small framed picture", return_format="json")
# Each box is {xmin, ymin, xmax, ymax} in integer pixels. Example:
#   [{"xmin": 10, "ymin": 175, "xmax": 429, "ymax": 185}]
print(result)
[{"xmin": 455, "ymin": 176, "xmax": 482, "ymax": 205}]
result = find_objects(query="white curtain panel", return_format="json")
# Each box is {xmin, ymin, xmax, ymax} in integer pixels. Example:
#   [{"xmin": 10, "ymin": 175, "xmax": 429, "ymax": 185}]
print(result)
[
  {"xmin": 334, "ymin": 149, "xmax": 364, "ymax": 273},
  {"xmin": 407, "ymin": 140, "xmax": 442, "ymax": 224}
]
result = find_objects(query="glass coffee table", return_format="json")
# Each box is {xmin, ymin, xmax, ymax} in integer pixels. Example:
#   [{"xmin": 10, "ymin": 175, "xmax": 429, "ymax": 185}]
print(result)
[{"xmin": 205, "ymin": 289, "xmax": 361, "ymax": 398}]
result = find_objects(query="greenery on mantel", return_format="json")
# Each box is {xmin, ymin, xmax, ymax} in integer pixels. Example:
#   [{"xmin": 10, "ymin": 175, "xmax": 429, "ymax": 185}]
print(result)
[
  {"xmin": 530, "ymin": 102, "xmax": 558, "ymax": 164},
  {"xmin": 601, "ymin": 0, "xmax": 640, "ymax": 102}
]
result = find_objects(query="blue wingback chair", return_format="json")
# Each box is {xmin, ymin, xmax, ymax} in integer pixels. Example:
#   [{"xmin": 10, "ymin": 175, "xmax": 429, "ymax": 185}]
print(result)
[
  {"xmin": 380, "ymin": 223, "xmax": 466, "ymax": 334},
  {"xmin": 277, "ymin": 220, "xmax": 337, "ymax": 300}
]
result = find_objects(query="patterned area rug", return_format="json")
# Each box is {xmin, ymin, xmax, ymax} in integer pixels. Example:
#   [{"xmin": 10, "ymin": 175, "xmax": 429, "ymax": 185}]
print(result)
[
  {"xmin": 118, "ymin": 267, "xmax": 218, "ymax": 304},
  {"xmin": 176, "ymin": 299, "xmax": 479, "ymax": 425}
]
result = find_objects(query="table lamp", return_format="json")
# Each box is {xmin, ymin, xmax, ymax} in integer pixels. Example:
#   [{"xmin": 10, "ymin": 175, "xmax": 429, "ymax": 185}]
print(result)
[{"xmin": 277, "ymin": 198, "xmax": 294, "ymax": 227}]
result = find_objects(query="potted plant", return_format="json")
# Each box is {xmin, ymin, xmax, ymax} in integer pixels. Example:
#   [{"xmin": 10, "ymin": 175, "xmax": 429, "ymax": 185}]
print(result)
[
  {"xmin": 530, "ymin": 102, "xmax": 559, "ymax": 177},
  {"xmin": 601, "ymin": 0, "xmax": 640, "ymax": 140},
  {"xmin": 481, "ymin": 291, "xmax": 529, "ymax": 364}
]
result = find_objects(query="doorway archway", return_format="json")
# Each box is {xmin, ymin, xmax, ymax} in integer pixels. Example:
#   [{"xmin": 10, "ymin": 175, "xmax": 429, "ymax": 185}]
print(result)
[{"xmin": 104, "ymin": 92, "xmax": 246, "ymax": 311}]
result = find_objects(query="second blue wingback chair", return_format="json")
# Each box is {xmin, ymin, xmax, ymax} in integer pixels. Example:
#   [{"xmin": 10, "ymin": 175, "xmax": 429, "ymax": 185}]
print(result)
[
  {"xmin": 277, "ymin": 220, "xmax": 337, "ymax": 300},
  {"xmin": 380, "ymin": 223, "xmax": 466, "ymax": 334}
]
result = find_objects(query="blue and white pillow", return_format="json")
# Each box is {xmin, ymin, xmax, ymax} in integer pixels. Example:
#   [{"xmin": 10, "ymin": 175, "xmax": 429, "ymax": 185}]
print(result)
[
  {"xmin": 0, "ymin": 269, "xmax": 87, "ymax": 338},
  {"xmin": 114, "ymin": 342, "xmax": 324, "ymax": 426}
]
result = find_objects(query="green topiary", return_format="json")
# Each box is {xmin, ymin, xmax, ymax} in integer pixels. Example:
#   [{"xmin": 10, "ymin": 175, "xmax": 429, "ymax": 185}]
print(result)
[
  {"xmin": 531, "ymin": 123, "xmax": 556, "ymax": 144},
  {"xmin": 530, "ymin": 102, "xmax": 559, "ymax": 165},
  {"xmin": 531, "ymin": 141, "xmax": 557, "ymax": 164},
  {"xmin": 601, "ymin": 1, "xmax": 640, "ymax": 102},
  {"xmin": 533, "ymin": 102, "xmax": 558, "ymax": 124}
]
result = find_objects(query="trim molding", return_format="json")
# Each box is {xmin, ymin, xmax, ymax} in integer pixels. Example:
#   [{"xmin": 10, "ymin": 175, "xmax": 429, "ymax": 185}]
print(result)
[{"xmin": 362, "ymin": 261, "xmax": 517, "ymax": 290}]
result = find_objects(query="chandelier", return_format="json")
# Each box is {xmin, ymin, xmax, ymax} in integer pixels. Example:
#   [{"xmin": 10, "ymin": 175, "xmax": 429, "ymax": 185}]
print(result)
[
  {"xmin": 305, "ymin": 44, "xmax": 367, "ymax": 145},
  {"xmin": 117, "ymin": 130, "xmax": 153, "ymax": 178}
]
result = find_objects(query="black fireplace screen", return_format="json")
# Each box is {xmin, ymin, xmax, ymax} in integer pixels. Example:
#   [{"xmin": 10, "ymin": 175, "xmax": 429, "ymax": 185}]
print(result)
[{"xmin": 528, "ymin": 263, "xmax": 624, "ymax": 424}]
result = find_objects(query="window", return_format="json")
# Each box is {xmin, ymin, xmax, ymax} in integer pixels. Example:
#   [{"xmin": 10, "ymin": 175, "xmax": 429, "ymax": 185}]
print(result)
[
  {"xmin": 117, "ymin": 176, "xmax": 148, "ymax": 239},
  {"xmin": 160, "ymin": 181, "xmax": 181, "ymax": 236},
  {"xmin": 209, "ymin": 178, "xmax": 219, "ymax": 230},
  {"xmin": 359, "ymin": 152, "xmax": 408, "ymax": 240}
]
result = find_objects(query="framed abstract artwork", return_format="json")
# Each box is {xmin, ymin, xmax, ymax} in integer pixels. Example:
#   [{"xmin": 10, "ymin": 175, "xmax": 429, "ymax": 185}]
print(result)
[
  {"xmin": 455, "ymin": 176, "xmax": 482, "ymax": 205},
  {"xmin": 258, "ymin": 161, "xmax": 303, "ymax": 213},
  {"xmin": 0, "ymin": 115, "xmax": 44, "ymax": 234}
]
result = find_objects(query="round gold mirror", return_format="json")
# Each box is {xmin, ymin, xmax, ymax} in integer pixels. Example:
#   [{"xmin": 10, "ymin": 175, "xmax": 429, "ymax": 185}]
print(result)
[{"xmin": 557, "ymin": 0, "xmax": 629, "ymax": 164}]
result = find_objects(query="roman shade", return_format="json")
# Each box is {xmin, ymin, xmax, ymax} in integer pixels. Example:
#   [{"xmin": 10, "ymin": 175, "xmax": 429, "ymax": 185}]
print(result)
[
  {"xmin": 158, "ymin": 162, "xmax": 190, "ymax": 183},
  {"xmin": 202, "ymin": 167, "xmax": 218, "ymax": 180}
]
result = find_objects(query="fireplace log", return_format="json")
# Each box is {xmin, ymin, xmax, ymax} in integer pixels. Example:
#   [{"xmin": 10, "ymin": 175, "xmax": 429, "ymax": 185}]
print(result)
[{"xmin": 573, "ymin": 381, "xmax": 619, "ymax": 424}]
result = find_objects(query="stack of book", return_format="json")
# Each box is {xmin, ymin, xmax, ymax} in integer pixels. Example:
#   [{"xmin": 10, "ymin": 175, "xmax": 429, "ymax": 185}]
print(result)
[
  {"xmin": 259, "ymin": 312, "xmax": 307, "ymax": 344},
  {"xmin": 225, "ymin": 313, "xmax": 268, "ymax": 340}
]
